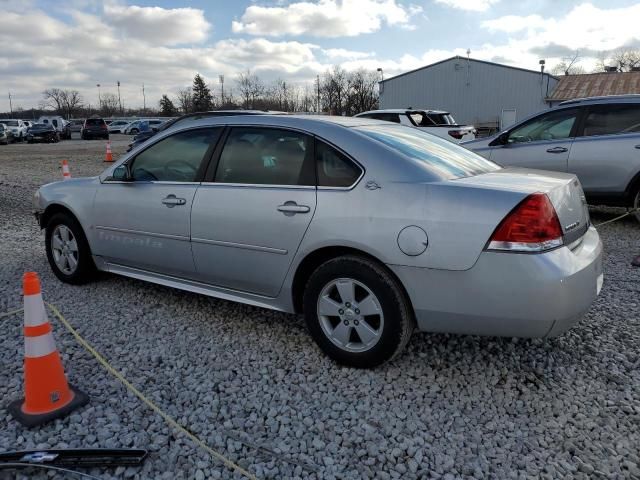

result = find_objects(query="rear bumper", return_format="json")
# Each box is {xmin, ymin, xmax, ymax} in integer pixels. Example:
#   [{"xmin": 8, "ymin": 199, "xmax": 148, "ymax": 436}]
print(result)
[{"xmin": 389, "ymin": 226, "xmax": 603, "ymax": 338}]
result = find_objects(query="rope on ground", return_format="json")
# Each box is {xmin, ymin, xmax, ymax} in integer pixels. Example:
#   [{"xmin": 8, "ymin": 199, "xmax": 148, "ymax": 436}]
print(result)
[
  {"xmin": 0, "ymin": 308, "xmax": 23, "ymax": 319},
  {"xmin": 593, "ymin": 208, "xmax": 638, "ymax": 228},
  {"xmin": 45, "ymin": 304, "xmax": 258, "ymax": 480}
]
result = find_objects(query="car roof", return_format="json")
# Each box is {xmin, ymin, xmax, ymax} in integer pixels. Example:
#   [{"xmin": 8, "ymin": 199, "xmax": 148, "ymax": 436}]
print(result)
[
  {"xmin": 558, "ymin": 94, "xmax": 640, "ymax": 106},
  {"xmin": 164, "ymin": 114, "xmax": 388, "ymax": 131},
  {"xmin": 356, "ymin": 109, "xmax": 449, "ymax": 115}
]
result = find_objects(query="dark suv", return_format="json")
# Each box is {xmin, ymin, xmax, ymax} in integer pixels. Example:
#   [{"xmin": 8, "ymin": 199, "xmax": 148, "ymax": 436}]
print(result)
[{"xmin": 81, "ymin": 118, "xmax": 109, "ymax": 140}]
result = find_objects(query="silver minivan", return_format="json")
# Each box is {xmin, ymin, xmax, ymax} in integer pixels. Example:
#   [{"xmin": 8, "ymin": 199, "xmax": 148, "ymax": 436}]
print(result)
[{"xmin": 464, "ymin": 95, "xmax": 640, "ymax": 219}]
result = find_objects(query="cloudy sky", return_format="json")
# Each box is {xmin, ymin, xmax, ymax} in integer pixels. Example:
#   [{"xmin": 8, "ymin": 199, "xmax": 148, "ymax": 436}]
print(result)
[{"xmin": 1, "ymin": 0, "xmax": 639, "ymax": 111}]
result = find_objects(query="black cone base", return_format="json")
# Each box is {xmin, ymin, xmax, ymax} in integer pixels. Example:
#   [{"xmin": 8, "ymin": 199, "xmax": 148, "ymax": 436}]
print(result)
[{"xmin": 7, "ymin": 384, "xmax": 90, "ymax": 428}]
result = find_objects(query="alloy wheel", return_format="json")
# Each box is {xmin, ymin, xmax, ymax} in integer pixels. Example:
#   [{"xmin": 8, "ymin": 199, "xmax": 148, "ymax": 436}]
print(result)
[
  {"xmin": 317, "ymin": 277, "xmax": 384, "ymax": 353},
  {"xmin": 51, "ymin": 225, "xmax": 79, "ymax": 275}
]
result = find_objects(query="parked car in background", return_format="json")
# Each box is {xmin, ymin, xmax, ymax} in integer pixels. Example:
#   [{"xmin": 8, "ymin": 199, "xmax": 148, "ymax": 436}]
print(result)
[
  {"xmin": 27, "ymin": 123, "xmax": 60, "ymax": 143},
  {"xmin": 355, "ymin": 109, "xmax": 476, "ymax": 143},
  {"xmin": 464, "ymin": 95, "xmax": 640, "ymax": 221},
  {"xmin": 107, "ymin": 120, "xmax": 131, "ymax": 134},
  {"xmin": 37, "ymin": 116, "xmax": 69, "ymax": 139},
  {"xmin": 34, "ymin": 115, "xmax": 602, "ymax": 367},
  {"xmin": 0, "ymin": 123, "xmax": 12, "ymax": 144},
  {"xmin": 69, "ymin": 119, "xmax": 84, "ymax": 133},
  {"xmin": 81, "ymin": 118, "xmax": 109, "ymax": 140},
  {"xmin": 2, "ymin": 119, "xmax": 28, "ymax": 142},
  {"xmin": 22, "ymin": 121, "xmax": 33, "ymax": 129},
  {"xmin": 124, "ymin": 119, "xmax": 165, "ymax": 135},
  {"xmin": 126, "ymin": 110, "xmax": 276, "ymax": 152}
]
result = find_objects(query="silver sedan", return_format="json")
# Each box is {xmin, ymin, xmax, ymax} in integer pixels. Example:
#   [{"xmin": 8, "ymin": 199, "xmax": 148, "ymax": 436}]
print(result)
[{"xmin": 34, "ymin": 115, "xmax": 603, "ymax": 367}]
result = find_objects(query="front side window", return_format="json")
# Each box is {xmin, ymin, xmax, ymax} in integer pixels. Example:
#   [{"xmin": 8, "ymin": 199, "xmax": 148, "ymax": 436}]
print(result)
[
  {"xmin": 508, "ymin": 109, "xmax": 578, "ymax": 144},
  {"xmin": 583, "ymin": 104, "xmax": 640, "ymax": 136},
  {"xmin": 130, "ymin": 128, "xmax": 220, "ymax": 182},
  {"xmin": 357, "ymin": 124, "xmax": 500, "ymax": 179},
  {"xmin": 316, "ymin": 141, "xmax": 362, "ymax": 187},
  {"xmin": 215, "ymin": 127, "xmax": 314, "ymax": 186}
]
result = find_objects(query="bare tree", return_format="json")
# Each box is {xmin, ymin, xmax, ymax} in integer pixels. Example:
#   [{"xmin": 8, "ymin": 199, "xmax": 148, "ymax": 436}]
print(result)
[
  {"xmin": 176, "ymin": 88, "xmax": 193, "ymax": 114},
  {"xmin": 100, "ymin": 93, "xmax": 119, "ymax": 117},
  {"xmin": 236, "ymin": 70, "xmax": 265, "ymax": 109},
  {"xmin": 551, "ymin": 51, "xmax": 585, "ymax": 75},
  {"xmin": 42, "ymin": 89, "xmax": 66, "ymax": 114},
  {"xmin": 346, "ymin": 69, "xmax": 379, "ymax": 115},
  {"xmin": 61, "ymin": 90, "xmax": 83, "ymax": 119},
  {"xmin": 611, "ymin": 48, "xmax": 640, "ymax": 72}
]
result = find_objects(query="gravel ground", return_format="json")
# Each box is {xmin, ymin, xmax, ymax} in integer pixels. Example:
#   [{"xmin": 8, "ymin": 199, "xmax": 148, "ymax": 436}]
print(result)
[{"xmin": 1, "ymin": 137, "xmax": 639, "ymax": 479}]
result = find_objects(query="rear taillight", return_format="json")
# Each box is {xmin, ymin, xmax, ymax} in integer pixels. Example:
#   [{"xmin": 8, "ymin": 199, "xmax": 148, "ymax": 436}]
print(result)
[
  {"xmin": 487, "ymin": 193, "xmax": 563, "ymax": 252},
  {"xmin": 448, "ymin": 130, "xmax": 464, "ymax": 140}
]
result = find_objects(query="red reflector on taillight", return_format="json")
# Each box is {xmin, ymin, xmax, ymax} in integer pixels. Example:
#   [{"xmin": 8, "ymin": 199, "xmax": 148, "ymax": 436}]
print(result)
[
  {"xmin": 448, "ymin": 130, "xmax": 464, "ymax": 139},
  {"xmin": 487, "ymin": 193, "xmax": 563, "ymax": 252}
]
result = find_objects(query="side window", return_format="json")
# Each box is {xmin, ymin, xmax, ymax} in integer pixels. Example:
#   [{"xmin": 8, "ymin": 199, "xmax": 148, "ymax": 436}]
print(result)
[
  {"xmin": 316, "ymin": 141, "xmax": 362, "ymax": 188},
  {"xmin": 215, "ymin": 128, "xmax": 314, "ymax": 186},
  {"xmin": 130, "ymin": 128, "xmax": 221, "ymax": 182},
  {"xmin": 508, "ymin": 109, "xmax": 578, "ymax": 144},
  {"xmin": 583, "ymin": 104, "xmax": 640, "ymax": 136}
]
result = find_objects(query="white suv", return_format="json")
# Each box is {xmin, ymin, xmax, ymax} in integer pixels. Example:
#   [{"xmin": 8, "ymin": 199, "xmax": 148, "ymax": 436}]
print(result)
[
  {"xmin": 355, "ymin": 109, "xmax": 476, "ymax": 143},
  {"xmin": 2, "ymin": 119, "xmax": 28, "ymax": 142}
]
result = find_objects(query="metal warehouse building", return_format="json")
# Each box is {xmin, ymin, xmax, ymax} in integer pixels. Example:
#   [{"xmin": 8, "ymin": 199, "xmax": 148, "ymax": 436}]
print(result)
[{"xmin": 379, "ymin": 56, "xmax": 559, "ymax": 133}]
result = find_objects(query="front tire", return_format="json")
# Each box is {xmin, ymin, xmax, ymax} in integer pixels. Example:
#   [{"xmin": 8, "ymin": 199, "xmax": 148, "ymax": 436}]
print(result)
[
  {"xmin": 303, "ymin": 255, "xmax": 414, "ymax": 368},
  {"xmin": 45, "ymin": 212, "xmax": 96, "ymax": 284}
]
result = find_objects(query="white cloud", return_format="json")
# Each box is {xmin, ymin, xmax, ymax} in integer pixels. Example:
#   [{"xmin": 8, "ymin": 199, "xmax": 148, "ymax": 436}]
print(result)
[
  {"xmin": 481, "ymin": 14, "xmax": 546, "ymax": 33},
  {"xmin": 103, "ymin": 4, "xmax": 210, "ymax": 45},
  {"xmin": 434, "ymin": 0, "xmax": 500, "ymax": 12},
  {"xmin": 322, "ymin": 48, "xmax": 374, "ymax": 60},
  {"xmin": 232, "ymin": 0, "xmax": 422, "ymax": 37}
]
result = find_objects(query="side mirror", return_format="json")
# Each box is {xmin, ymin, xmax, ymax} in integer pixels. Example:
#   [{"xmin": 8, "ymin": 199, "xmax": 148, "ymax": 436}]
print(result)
[
  {"xmin": 111, "ymin": 164, "xmax": 132, "ymax": 182},
  {"xmin": 489, "ymin": 132, "xmax": 509, "ymax": 147}
]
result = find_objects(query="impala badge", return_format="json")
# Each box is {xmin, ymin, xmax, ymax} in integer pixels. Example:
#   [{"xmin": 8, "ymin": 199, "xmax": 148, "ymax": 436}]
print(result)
[
  {"xmin": 365, "ymin": 180, "xmax": 381, "ymax": 190},
  {"xmin": 565, "ymin": 221, "xmax": 580, "ymax": 232}
]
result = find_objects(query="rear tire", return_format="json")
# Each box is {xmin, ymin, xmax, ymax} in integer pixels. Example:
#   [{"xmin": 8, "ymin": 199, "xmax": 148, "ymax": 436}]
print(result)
[
  {"xmin": 632, "ymin": 187, "xmax": 640, "ymax": 223},
  {"xmin": 303, "ymin": 255, "xmax": 414, "ymax": 368},
  {"xmin": 45, "ymin": 212, "xmax": 96, "ymax": 285}
]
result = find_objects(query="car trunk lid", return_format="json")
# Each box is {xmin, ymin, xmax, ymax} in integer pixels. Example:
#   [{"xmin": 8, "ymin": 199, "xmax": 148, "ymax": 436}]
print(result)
[{"xmin": 454, "ymin": 168, "xmax": 590, "ymax": 245}]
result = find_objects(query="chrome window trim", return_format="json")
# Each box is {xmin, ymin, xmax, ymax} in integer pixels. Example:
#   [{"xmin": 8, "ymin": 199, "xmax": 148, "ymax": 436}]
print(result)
[
  {"xmin": 95, "ymin": 225, "xmax": 189, "ymax": 242},
  {"xmin": 198, "ymin": 182, "xmax": 315, "ymax": 190},
  {"xmin": 101, "ymin": 180, "xmax": 201, "ymax": 185},
  {"xmin": 191, "ymin": 237, "xmax": 288, "ymax": 255}
]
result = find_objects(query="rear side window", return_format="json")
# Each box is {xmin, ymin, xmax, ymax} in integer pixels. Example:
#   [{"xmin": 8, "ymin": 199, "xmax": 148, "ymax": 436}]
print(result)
[
  {"xmin": 316, "ymin": 141, "xmax": 362, "ymax": 187},
  {"xmin": 372, "ymin": 113, "xmax": 401, "ymax": 123},
  {"xmin": 582, "ymin": 104, "xmax": 640, "ymax": 136},
  {"xmin": 131, "ymin": 128, "xmax": 221, "ymax": 182},
  {"xmin": 215, "ymin": 127, "xmax": 314, "ymax": 186},
  {"xmin": 357, "ymin": 124, "xmax": 500, "ymax": 179}
]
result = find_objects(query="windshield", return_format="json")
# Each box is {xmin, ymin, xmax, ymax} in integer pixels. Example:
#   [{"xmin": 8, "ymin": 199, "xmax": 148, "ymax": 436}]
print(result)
[
  {"xmin": 356, "ymin": 124, "xmax": 500, "ymax": 179},
  {"xmin": 4, "ymin": 120, "xmax": 19, "ymax": 126}
]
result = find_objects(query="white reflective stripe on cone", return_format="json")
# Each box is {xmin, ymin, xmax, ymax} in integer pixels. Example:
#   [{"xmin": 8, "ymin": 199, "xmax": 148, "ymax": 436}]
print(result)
[
  {"xmin": 25, "ymin": 332, "xmax": 57, "ymax": 358},
  {"xmin": 24, "ymin": 294, "xmax": 48, "ymax": 327}
]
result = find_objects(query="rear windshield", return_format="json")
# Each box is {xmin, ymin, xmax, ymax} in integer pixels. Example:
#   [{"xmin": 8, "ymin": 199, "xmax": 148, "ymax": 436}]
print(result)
[
  {"xmin": 356, "ymin": 124, "xmax": 500, "ymax": 179},
  {"xmin": 4, "ymin": 120, "xmax": 18, "ymax": 126},
  {"xmin": 86, "ymin": 119, "xmax": 105, "ymax": 126},
  {"xmin": 408, "ymin": 112, "xmax": 456, "ymax": 127}
]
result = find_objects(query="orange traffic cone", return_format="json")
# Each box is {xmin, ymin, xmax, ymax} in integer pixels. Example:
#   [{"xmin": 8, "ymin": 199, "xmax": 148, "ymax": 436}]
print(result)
[
  {"xmin": 104, "ymin": 141, "xmax": 113, "ymax": 162},
  {"xmin": 62, "ymin": 159, "xmax": 71, "ymax": 180},
  {"xmin": 7, "ymin": 272, "xmax": 89, "ymax": 427}
]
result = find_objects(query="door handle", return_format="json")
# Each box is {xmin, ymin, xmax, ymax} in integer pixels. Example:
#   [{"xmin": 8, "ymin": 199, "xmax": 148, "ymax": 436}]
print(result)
[
  {"xmin": 635, "ymin": 145, "xmax": 640, "ymax": 149},
  {"xmin": 546, "ymin": 146, "xmax": 568, "ymax": 153},
  {"xmin": 161, "ymin": 194, "xmax": 186, "ymax": 208},
  {"xmin": 277, "ymin": 201, "xmax": 310, "ymax": 216}
]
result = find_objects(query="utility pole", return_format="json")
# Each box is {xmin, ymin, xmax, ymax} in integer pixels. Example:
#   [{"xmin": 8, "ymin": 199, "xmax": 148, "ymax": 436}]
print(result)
[
  {"xmin": 316, "ymin": 75, "xmax": 320, "ymax": 114},
  {"xmin": 8, "ymin": 92, "xmax": 12, "ymax": 114},
  {"xmin": 117, "ymin": 81, "xmax": 122, "ymax": 116},
  {"xmin": 96, "ymin": 84, "xmax": 101, "ymax": 108},
  {"xmin": 219, "ymin": 75, "xmax": 224, "ymax": 106},
  {"xmin": 142, "ymin": 84, "xmax": 146, "ymax": 113}
]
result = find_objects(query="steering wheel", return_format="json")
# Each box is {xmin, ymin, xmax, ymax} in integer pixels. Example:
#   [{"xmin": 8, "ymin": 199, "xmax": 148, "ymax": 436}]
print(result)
[{"xmin": 163, "ymin": 159, "xmax": 197, "ymax": 181}]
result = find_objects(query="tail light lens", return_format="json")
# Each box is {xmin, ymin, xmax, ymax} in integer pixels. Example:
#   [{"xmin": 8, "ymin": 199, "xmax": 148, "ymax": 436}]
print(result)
[
  {"xmin": 487, "ymin": 193, "xmax": 563, "ymax": 252},
  {"xmin": 448, "ymin": 130, "xmax": 464, "ymax": 140}
]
